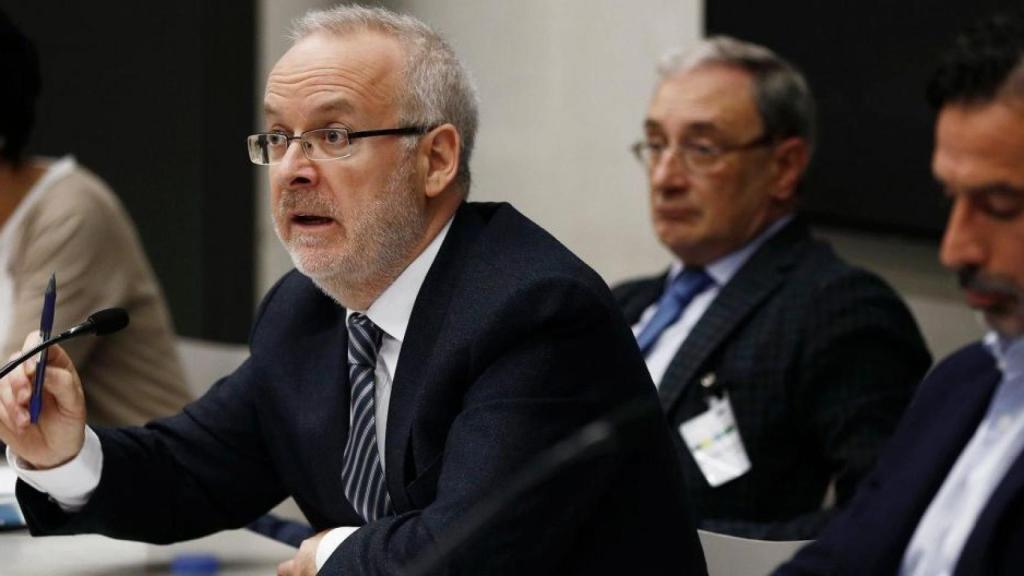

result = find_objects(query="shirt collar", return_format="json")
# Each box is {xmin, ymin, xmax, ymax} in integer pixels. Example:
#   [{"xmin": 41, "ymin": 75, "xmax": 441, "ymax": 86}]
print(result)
[
  {"xmin": 345, "ymin": 217, "xmax": 453, "ymax": 343},
  {"xmin": 669, "ymin": 214, "xmax": 794, "ymax": 287},
  {"xmin": 984, "ymin": 331, "xmax": 1024, "ymax": 379}
]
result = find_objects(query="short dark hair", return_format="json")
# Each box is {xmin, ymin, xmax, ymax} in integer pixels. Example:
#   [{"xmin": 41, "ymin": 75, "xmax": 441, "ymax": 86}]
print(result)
[
  {"xmin": 0, "ymin": 8, "xmax": 41, "ymax": 165},
  {"xmin": 927, "ymin": 10, "xmax": 1024, "ymax": 110}
]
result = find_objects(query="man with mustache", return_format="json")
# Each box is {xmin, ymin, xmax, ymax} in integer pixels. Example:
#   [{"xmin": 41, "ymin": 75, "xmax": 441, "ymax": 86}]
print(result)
[
  {"xmin": 615, "ymin": 36, "xmax": 931, "ymax": 539},
  {"xmin": 0, "ymin": 5, "xmax": 706, "ymax": 575},
  {"xmin": 777, "ymin": 11, "xmax": 1024, "ymax": 574}
]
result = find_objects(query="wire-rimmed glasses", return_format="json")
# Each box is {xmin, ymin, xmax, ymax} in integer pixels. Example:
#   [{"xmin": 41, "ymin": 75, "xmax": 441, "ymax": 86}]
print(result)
[
  {"xmin": 631, "ymin": 132, "xmax": 773, "ymax": 174},
  {"xmin": 247, "ymin": 126, "xmax": 431, "ymax": 165}
]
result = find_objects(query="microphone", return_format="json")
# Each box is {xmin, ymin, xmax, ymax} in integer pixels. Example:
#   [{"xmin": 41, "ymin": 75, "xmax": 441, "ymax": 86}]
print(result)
[{"xmin": 0, "ymin": 308, "xmax": 129, "ymax": 380}]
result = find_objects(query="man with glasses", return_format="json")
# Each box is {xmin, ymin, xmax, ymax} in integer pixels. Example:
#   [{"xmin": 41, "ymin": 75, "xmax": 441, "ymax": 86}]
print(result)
[
  {"xmin": 0, "ymin": 6, "xmax": 706, "ymax": 576},
  {"xmin": 614, "ymin": 36, "xmax": 930, "ymax": 540}
]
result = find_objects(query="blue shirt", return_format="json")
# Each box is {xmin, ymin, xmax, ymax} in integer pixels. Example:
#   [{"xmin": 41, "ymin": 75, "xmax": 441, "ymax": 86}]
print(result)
[{"xmin": 900, "ymin": 332, "xmax": 1024, "ymax": 576}]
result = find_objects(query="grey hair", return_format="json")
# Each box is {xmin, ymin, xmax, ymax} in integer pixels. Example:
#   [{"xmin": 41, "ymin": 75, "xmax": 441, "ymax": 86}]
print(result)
[
  {"xmin": 290, "ymin": 5, "xmax": 480, "ymax": 196},
  {"xmin": 659, "ymin": 35, "xmax": 816, "ymax": 157}
]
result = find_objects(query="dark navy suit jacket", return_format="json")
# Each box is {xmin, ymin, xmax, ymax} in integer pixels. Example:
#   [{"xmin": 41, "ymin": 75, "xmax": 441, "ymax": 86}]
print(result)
[
  {"xmin": 778, "ymin": 342, "xmax": 1024, "ymax": 575},
  {"xmin": 17, "ymin": 202, "xmax": 706, "ymax": 575}
]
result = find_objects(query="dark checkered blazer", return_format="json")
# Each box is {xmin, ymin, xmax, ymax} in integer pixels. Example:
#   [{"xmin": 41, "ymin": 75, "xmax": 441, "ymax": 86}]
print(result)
[{"xmin": 613, "ymin": 218, "xmax": 931, "ymax": 540}]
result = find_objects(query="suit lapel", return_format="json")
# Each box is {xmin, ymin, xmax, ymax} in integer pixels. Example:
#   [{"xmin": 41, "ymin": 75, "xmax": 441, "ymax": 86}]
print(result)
[
  {"xmin": 330, "ymin": 315, "xmax": 358, "ymax": 519},
  {"xmin": 384, "ymin": 203, "xmax": 480, "ymax": 512},
  {"xmin": 335, "ymin": 312, "xmax": 351, "ymax": 461},
  {"xmin": 621, "ymin": 276, "xmax": 666, "ymax": 325},
  {"xmin": 657, "ymin": 220, "xmax": 808, "ymax": 411},
  {"xmin": 870, "ymin": 352, "xmax": 1000, "ymax": 571},
  {"xmin": 955, "ymin": 447, "xmax": 1024, "ymax": 573},
  {"xmin": 285, "ymin": 282, "xmax": 354, "ymax": 521}
]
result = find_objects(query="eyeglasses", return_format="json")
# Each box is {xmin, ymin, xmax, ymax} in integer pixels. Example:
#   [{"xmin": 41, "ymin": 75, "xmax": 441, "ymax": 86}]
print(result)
[
  {"xmin": 246, "ymin": 126, "xmax": 431, "ymax": 165},
  {"xmin": 631, "ymin": 132, "xmax": 773, "ymax": 174}
]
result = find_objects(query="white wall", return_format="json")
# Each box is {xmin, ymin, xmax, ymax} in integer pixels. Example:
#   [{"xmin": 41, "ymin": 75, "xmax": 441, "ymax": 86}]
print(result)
[
  {"xmin": 256, "ymin": 1, "xmax": 983, "ymax": 360},
  {"xmin": 391, "ymin": 0, "xmax": 701, "ymax": 285}
]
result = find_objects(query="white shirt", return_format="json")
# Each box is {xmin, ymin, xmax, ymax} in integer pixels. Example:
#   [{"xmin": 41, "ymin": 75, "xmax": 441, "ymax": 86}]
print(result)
[
  {"xmin": 7, "ymin": 217, "xmax": 453, "ymax": 573},
  {"xmin": 900, "ymin": 332, "xmax": 1024, "ymax": 576},
  {"xmin": 632, "ymin": 215, "xmax": 793, "ymax": 386}
]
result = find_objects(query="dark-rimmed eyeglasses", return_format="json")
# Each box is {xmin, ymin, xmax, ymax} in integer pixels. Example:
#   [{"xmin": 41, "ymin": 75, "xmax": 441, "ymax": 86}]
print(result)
[
  {"xmin": 631, "ymin": 133, "xmax": 773, "ymax": 174},
  {"xmin": 247, "ymin": 126, "xmax": 431, "ymax": 165}
]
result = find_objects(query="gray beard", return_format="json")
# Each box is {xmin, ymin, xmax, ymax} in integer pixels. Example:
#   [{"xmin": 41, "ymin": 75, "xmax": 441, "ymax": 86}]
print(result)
[{"xmin": 276, "ymin": 153, "xmax": 428, "ymax": 308}]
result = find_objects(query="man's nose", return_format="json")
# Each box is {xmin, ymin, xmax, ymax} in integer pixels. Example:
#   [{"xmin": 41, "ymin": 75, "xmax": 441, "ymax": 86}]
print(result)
[
  {"xmin": 274, "ymin": 139, "xmax": 318, "ymax": 189},
  {"xmin": 650, "ymin": 146, "xmax": 690, "ymax": 190},
  {"xmin": 940, "ymin": 196, "xmax": 986, "ymax": 271}
]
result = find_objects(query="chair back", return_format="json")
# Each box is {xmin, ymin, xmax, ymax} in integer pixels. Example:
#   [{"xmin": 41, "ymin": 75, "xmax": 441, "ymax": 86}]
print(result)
[
  {"xmin": 175, "ymin": 337, "xmax": 248, "ymax": 398},
  {"xmin": 698, "ymin": 529, "xmax": 809, "ymax": 575}
]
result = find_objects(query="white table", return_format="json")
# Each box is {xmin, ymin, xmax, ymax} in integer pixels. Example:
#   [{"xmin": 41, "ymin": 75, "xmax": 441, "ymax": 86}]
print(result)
[{"xmin": 0, "ymin": 528, "xmax": 295, "ymax": 575}]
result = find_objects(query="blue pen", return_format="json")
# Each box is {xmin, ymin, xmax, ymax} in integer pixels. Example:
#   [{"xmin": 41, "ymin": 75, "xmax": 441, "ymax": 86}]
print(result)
[{"xmin": 29, "ymin": 273, "xmax": 56, "ymax": 423}]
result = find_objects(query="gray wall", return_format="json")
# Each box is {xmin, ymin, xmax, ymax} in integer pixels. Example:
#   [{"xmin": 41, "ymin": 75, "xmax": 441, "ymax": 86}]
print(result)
[{"xmin": 256, "ymin": 1, "xmax": 985, "ymax": 359}]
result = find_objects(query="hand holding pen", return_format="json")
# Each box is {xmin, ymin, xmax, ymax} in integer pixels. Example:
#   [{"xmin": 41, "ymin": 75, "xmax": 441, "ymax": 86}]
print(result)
[
  {"xmin": 0, "ymin": 302, "xmax": 126, "ymax": 470},
  {"xmin": 29, "ymin": 273, "xmax": 55, "ymax": 424}
]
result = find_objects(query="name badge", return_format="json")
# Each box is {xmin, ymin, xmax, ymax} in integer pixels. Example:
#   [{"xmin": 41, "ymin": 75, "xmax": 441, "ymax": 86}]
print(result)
[{"xmin": 679, "ymin": 393, "xmax": 751, "ymax": 487}]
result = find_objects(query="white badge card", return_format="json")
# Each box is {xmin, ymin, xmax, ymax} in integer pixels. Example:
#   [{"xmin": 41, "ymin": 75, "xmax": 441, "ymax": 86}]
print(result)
[{"xmin": 679, "ymin": 393, "xmax": 751, "ymax": 487}]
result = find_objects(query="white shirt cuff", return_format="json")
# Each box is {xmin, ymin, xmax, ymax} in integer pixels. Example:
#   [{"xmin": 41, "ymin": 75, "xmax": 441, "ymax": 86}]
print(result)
[
  {"xmin": 5, "ymin": 427, "xmax": 103, "ymax": 512},
  {"xmin": 316, "ymin": 526, "xmax": 359, "ymax": 572}
]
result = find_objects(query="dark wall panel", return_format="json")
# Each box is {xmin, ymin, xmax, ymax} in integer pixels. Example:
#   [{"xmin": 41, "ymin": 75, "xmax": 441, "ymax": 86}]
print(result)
[
  {"xmin": 4, "ymin": 0, "xmax": 256, "ymax": 341},
  {"xmin": 707, "ymin": 0, "xmax": 1014, "ymax": 239}
]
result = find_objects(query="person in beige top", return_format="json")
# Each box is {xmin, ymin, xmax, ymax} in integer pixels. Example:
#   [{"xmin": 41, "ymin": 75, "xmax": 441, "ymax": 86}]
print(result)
[{"xmin": 0, "ymin": 10, "xmax": 190, "ymax": 425}]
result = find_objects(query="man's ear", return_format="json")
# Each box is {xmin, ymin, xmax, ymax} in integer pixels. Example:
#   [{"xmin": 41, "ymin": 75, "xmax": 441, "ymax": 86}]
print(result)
[
  {"xmin": 769, "ymin": 137, "xmax": 810, "ymax": 202},
  {"xmin": 419, "ymin": 124, "xmax": 460, "ymax": 198}
]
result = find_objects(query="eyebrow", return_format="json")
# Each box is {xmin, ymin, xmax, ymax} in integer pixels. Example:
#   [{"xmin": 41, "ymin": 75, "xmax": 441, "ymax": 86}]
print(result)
[
  {"xmin": 643, "ymin": 119, "xmax": 723, "ymax": 137},
  {"xmin": 939, "ymin": 180, "xmax": 1024, "ymax": 198},
  {"xmin": 311, "ymin": 97, "xmax": 355, "ymax": 115},
  {"xmin": 970, "ymin": 183, "xmax": 1024, "ymax": 196}
]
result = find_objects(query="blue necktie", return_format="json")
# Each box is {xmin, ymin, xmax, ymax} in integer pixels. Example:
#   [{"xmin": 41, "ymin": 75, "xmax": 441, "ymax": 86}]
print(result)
[
  {"xmin": 341, "ymin": 313, "xmax": 392, "ymax": 522},
  {"xmin": 635, "ymin": 268, "xmax": 714, "ymax": 356}
]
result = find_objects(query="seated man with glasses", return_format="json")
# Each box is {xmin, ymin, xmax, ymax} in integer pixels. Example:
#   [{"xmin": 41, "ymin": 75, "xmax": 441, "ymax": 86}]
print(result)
[
  {"xmin": 613, "ymin": 36, "xmax": 931, "ymax": 540},
  {"xmin": 0, "ymin": 5, "xmax": 706, "ymax": 576}
]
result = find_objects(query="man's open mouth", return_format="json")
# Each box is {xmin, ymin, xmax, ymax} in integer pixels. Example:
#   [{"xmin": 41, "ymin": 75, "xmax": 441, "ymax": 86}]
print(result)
[{"xmin": 292, "ymin": 214, "xmax": 334, "ymax": 225}]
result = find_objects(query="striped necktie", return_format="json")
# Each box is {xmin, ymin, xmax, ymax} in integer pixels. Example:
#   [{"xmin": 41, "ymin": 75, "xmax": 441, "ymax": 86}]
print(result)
[
  {"xmin": 341, "ymin": 313, "xmax": 392, "ymax": 522},
  {"xmin": 635, "ymin": 267, "xmax": 714, "ymax": 356}
]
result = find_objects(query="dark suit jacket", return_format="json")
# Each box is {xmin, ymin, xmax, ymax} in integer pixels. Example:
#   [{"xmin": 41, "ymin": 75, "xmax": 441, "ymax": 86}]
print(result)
[
  {"xmin": 613, "ymin": 218, "xmax": 931, "ymax": 540},
  {"xmin": 17, "ymin": 202, "xmax": 706, "ymax": 576},
  {"xmin": 778, "ymin": 342, "xmax": 1024, "ymax": 575}
]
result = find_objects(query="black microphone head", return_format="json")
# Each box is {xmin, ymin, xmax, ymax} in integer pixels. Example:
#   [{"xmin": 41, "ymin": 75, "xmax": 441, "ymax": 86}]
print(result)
[{"xmin": 88, "ymin": 308, "xmax": 129, "ymax": 335}]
